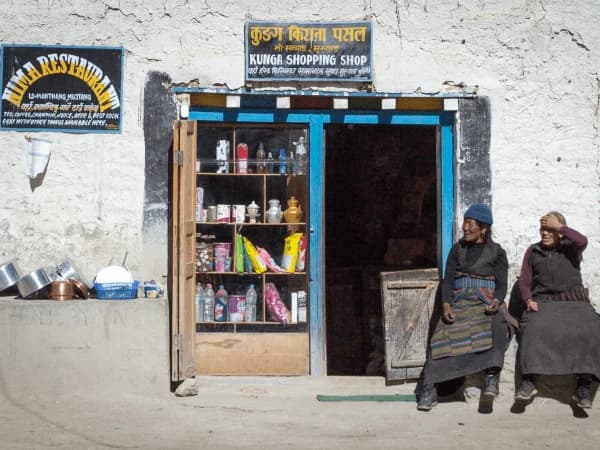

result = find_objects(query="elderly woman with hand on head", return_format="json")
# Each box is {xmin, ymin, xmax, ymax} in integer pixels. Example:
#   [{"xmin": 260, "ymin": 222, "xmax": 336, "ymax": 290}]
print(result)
[
  {"xmin": 515, "ymin": 211, "xmax": 600, "ymax": 408},
  {"xmin": 417, "ymin": 204, "xmax": 513, "ymax": 411}
]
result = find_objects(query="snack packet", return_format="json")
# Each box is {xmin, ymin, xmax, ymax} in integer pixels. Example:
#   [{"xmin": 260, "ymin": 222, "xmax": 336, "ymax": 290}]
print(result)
[
  {"xmin": 265, "ymin": 282, "xmax": 290, "ymax": 324},
  {"xmin": 295, "ymin": 234, "xmax": 307, "ymax": 272},
  {"xmin": 281, "ymin": 232, "xmax": 303, "ymax": 273},
  {"xmin": 243, "ymin": 236, "xmax": 267, "ymax": 274},
  {"xmin": 257, "ymin": 247, "xmax": 286, "ymax": 273}
]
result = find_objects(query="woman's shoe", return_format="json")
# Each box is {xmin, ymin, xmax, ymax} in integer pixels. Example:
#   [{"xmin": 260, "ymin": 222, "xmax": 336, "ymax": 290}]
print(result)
[
  {"xmin": 417, "ymin": 384, "xmax": 438, "ymax": 411},
  {"xmin": 515, "ymin": 378, "xmax": 538, "ymax": 401}
]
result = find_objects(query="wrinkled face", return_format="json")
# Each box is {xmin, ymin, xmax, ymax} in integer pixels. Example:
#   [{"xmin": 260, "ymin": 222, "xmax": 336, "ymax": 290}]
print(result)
[
  {"xmin": 540, "ymin": 222, "xmax": 561, "ymax": 248},
  {"xmin": 462, "ymin": 218, "xmax": 486, "ymax": 243}
]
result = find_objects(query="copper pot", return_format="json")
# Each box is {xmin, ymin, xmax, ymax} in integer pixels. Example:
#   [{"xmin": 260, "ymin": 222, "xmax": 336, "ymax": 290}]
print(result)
[{"xmin": 48, "ymin": 280, "xmax": 75, "ymax": 301}]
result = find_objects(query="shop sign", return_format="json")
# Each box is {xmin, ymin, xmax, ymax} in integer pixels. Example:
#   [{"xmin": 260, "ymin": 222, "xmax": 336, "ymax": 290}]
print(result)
[
  {"xmin": 1, "ymin": 45, "xmax": 123, "ymax": 133},
  {"xmin": 245, "ymin": 21, "xmax": 372, "ymax": 82}
]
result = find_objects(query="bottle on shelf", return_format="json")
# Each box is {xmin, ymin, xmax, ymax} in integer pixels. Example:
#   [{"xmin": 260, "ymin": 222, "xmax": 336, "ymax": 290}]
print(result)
[
  {"xmin": 204, "ymin": 283, "xmax": 215, "ymax": 322},
  {"xmin": 278, "ymin": 148, "xmax": 287, "ymax": 175},
  {"xmin": 245, "ymin": 284, "xmax": 258, "ymax": 322},
  {"xmin": 214, "ymin": 284, "xmax": 229, "ymax": 322},
  {"xmin": 256, "ymin": 142, "xmax": 266, "ymax": 174},
  {"xmin": 266, "ymin": 151, "xmax": 275, "ymax": 174},
  {"xmin": 195, "ymin": 283, "xmax": 204, "ymax": 322},
  {"xmin": 289, "ymin": 151, "xmax": 296, "ymax": 175},
  {"xmin": 294, "ymin": 136, "xmax": 307, "ymax": 175}
]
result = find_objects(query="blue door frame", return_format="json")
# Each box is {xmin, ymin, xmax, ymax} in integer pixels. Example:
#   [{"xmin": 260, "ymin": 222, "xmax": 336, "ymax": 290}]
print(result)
[{"xmin": 188, "ymin": 107, "xmax": 455, "ymax": 376}]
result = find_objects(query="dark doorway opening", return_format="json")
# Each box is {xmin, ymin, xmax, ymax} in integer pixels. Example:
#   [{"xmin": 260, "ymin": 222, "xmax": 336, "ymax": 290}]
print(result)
[{"xmin": 325, "ymin": 124, "xmax": 438, "ymax": 375}]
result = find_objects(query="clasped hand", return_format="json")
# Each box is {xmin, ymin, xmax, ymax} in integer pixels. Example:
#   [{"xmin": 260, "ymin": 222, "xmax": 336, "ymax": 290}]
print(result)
[{"xmin": 443, "ymin": 299, "xmax": 500, "ymax": 324}]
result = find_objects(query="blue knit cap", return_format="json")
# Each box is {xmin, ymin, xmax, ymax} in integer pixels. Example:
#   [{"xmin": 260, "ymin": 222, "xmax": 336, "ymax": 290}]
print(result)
[{"xmin": 464, "ymin": 204, "xmax": 493, "ymax": 225}]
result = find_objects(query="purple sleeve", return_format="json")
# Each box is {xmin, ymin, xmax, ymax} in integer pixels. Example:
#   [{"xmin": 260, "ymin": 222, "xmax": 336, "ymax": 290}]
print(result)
[
  {"xmin": 519, "ymin": 247, "xmax": 533, "ymax": 304},
  {"xmin": 560, "ymin": 226, "xmax": 588, "ymax": 254}
]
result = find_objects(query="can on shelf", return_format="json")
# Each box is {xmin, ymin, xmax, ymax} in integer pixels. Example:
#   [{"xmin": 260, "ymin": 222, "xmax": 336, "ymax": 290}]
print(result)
[
  {"xmin": 216, "ymin": 204, "xmax": 231, "ymax": 223},
  {"xmin": 231, "ymin": 204, "xmax": 246, "ymax": 223},
  {"xmin": 207, "ymin": 205, "xmax": 217, "ymax": 222}
]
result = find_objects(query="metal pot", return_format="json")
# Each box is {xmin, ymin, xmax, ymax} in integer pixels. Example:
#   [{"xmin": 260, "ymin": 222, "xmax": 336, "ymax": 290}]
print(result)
[
  {"xmin": 48, "ymin": 280, "xmax": 75, "ymax": 301},
  {"xmin": 56, "ymin": 259, "xmax": 91, "ymax": 288},
  {"xmin": 0, "ymin": 260, "xmax": 22, "ymax": 291},
  {"xmin": 17, "ymin": 268, "xmax": 52, "ymax": 298}
]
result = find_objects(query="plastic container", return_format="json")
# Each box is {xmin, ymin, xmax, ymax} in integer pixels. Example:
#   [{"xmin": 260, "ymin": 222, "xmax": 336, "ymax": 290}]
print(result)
[
  {"xmin": 95, "ymin": 280, "xmax": 139, "ymax": 299},
  {"xmin": 245, "ymin": 284, "xmax": 258, "ymax": 322},
  {"xmin": 214, "ymin": 285, "xmax": 228, "ymax": 322},
  {"xmin": 278, "ymin": 148, "xmax": 287, "ymax": 175},
  {"xmin": 228, "ymin": 295, "xmax": 246, "ymax": 322},
  {"xmin": 195, "ymin": 283, "xmax": 204, "ymax": 322},
  {"xmin": 213, "ymin": 242, "xmax": 231, "ymax": 258},
  {"xmin": 204, "ymin": 283, "xmax": 215, "ymax": 321}
]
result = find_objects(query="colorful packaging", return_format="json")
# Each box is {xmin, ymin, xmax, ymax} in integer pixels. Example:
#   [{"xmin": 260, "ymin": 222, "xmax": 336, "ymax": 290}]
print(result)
[
  {"xmin": 235, "ymin": 233, "xmax": 244, "ymax": 273},
  {"xmin": 228, "ymin": 295, "xmax": 246, "ymax": 322},
  {"xmin": 258, "ymin": 247, "xmax": 286, "ymax": 273},
  {"xmin": 265, "ymin": 282, "xmax": 289, "ymax": 324},
  {"xmin": 280, "ymin": 232, "xmax": 303, "ymax": 273},
  {"xmin": 296, "ymin": 234, "xmax": 307, "ymax": 272},
  {"xmin": 242, "ymin": 236, "xmax": 267, "ymax": 274}
]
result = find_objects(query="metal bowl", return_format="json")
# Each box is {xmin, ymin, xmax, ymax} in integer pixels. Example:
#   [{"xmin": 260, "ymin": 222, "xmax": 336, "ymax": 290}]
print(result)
[
  {"xmin": 48, "ymin": 280, "xmax": 75, "ymax": 301},
  {"xmin": 17, "ymin": 268, "xmax": 53, "ymax": 298},
  {"xmin": 56, "ymin": 259, "xmax": 91, "ymax": 288},
  {"xmin": 0, "ymin": 260, "xmax": 22, "ymax": 291}
]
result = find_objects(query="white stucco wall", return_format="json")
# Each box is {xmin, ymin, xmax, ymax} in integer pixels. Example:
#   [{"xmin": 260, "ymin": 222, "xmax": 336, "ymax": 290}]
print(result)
[{"xmin": 1, "ymin": 1, "xmax": 598, "ymax": 303}]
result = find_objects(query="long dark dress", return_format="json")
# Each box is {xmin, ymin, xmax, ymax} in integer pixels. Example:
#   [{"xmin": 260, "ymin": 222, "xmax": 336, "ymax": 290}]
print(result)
[
  {"xmin": 518, "ymin": 226, "xmax": 600, "ymax": 380},
  {"xmin": 423, "ymin": 239, "xmax": 509, "ymax": 385}
]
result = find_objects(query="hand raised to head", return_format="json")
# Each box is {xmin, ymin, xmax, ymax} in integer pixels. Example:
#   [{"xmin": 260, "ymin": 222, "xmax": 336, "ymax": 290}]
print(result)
[{"xmin": 540, "ymin": 214, "xmax": 562, "ymax": 231}]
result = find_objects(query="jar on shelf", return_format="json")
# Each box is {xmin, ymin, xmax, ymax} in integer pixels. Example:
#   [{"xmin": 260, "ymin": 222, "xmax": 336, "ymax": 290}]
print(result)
[
  {"xmin": 283, "ymin": 196, "xmax": 303, "ymax": 223},
  {"xmin": 266, "ymin": 199, "xmax": 283, "ymax": 224},
  {"xmin": 196, "ymin": 241, "xmax": 214, "ymax": 272}
]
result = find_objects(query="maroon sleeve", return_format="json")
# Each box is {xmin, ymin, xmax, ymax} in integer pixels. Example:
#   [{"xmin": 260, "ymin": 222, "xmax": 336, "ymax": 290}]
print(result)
[
  {"xmin": 560, "ymin": 225, "xmax": 588, "ymax": 254},
  {"xmin": 519, "ymin": 246, "xmax": 533, "ymax": 304}
]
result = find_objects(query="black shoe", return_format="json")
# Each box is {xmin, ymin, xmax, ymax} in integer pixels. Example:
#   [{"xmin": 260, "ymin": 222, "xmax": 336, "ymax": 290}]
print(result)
[
  {"xmin": 515, "ymin": 378, "xmax": 538, "ymax": 401},
  {"xmin": 573, "ymin": 377, "xmax": 593, "ymax": 409},
  {"xmin": 484, "ymin": 372, "xmax": 500, "ymax": 397},
  {"xmin": 417, "ymin": 384, "xmax": 438, "ymax": 411}
]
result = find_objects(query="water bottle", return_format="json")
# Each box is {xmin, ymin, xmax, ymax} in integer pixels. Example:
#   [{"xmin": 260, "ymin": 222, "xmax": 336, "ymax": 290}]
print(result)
[
  {"xmin": 215, "ymin": 284, "xmax": 229, "ymax": 322},
  {"xmin": 195, "ymin": 283, "xmax": 204, "ymax": 322},
  {"xmin": 295, "ymin": 137, "xmax": 307, "ymax": 175},
  {"xmin": 256, "ymin": 142, "xmax": 266, "ymax": 174},
  {"xmin": 266, "ymin": 152, "xmax": 275, "ymax": 174},
  {"xmin": 278, "ymin": 148, "xmax": 287, "ymax": 175},
  {"xmin": 204, "ymin": 283, "xmax": 215, "ymax": 321},
  {"xmin": 245, "ymin": 284, "xmax": 258, "ymax": 322}
]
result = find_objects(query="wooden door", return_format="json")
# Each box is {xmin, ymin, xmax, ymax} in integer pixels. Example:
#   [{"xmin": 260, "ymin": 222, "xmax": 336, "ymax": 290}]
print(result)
[
  {"xmin": 380, "ymin": 268, "xmax": 439, "ymax": 381},
  {"xmin": 170, "ymin": 120, "xmax": 197, "ymax": 381}
]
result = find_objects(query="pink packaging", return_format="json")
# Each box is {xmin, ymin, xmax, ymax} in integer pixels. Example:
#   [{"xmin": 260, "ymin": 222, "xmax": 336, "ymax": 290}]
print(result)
[
  {"xmin": 265, "ymin": 282, "xmax": 289, "ymax": 324},
  {"xmin": 216, "ymin": 204, "xmax": 231, "ymax": 223},
  {"xmin": 228, "ymin": 295, "xmax": 246, "ymax": 322},
  {"xmin": 213, "ymin": 242, "xmax": 231, "ymax": 258},
  {"xmin": 237, "ymin": 143, "xmax": 248, "ymax": 174}
]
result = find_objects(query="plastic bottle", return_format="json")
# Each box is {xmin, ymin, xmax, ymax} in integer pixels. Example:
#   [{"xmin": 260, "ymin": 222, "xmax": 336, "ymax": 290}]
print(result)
[
  {"xmin": 289, "ymin": 151, "xmax": 296, "ymax": 175},
  {"xmin": 214, "ymin": 284, "xmax": 229, "ymax": 322},
  {"xmin": 295, "ymin": 136, "xmax": 307, "ymax": 175},
  {"xmin": 256, "ymin": 142, "xmax": 266, "ymax": 174},
  {"xmin": 278, "ymin": 148, "xmax": 287, "ymax": 175},
  {"xmin": 266, "ymin": 151, "xmax": 275, "ymax": 174},
  {"xmin": 203, "ymin": 283, "xmax": 215, "ymax": 321},
  {"xmin": 195, "ymin": 283, "xmax": 204, "ymax": 322},
  {"xmin": 245, "ymin": 284, "xmax": 258, "ymax": 322}
]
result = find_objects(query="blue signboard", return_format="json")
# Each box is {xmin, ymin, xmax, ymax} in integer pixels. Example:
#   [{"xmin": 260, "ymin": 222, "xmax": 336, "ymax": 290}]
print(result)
[{"xmin": 245, "ymin": 21, "xmax": 373, "ymax": 82}]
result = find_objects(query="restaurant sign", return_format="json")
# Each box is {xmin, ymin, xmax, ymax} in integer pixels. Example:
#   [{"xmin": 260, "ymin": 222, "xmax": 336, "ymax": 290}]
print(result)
[
  {"xmin": 1, "ymin": 45, "xmax": 123, "ymax": 133},
  {"xmin": 245, "ymin": 21, "xmax": 372, "ymax": 82}
]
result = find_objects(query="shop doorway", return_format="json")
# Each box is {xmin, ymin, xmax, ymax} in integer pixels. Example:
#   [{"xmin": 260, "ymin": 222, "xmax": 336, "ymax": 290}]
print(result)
[{"xmin": 325, "ymin": 124, "xmax": 439, "ymax": 375}]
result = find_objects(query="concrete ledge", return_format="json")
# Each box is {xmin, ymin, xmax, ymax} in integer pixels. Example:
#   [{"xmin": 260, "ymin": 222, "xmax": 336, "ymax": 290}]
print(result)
[{"xmin": 0, "ymin": 297, "xmax": 170, "ymax": 398}]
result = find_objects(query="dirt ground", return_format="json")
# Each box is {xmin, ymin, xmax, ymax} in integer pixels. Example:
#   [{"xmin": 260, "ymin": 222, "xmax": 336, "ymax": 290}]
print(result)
[{"xmin": 1, "ymin": 375, "xmax": 599, "ymax": 450}]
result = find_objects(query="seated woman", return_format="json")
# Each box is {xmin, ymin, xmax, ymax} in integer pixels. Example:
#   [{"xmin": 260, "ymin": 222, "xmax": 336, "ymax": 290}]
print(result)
[
  {"xmin": 418, "ymin": 204, "xmax": 511, "ymax": 411},
  {"xmin": 516, "ymin": 212, "xmax": 600, "ymax": 408}
]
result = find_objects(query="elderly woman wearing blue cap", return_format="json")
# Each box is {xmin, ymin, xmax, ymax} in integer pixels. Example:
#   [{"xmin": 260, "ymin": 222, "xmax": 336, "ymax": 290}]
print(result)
[{"xmin": 417, "ymin": 204, "xmax": 511, "ymax": 411}]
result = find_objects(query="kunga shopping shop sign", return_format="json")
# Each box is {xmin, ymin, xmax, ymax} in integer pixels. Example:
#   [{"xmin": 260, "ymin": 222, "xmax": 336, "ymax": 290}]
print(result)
[
  {"xmin": 1, "ymin": 45, "xmax": 123, "ymax": 133},
  {"xmin": 245, "ymin": 21, "xmax": 373, "ymax": 82}
]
